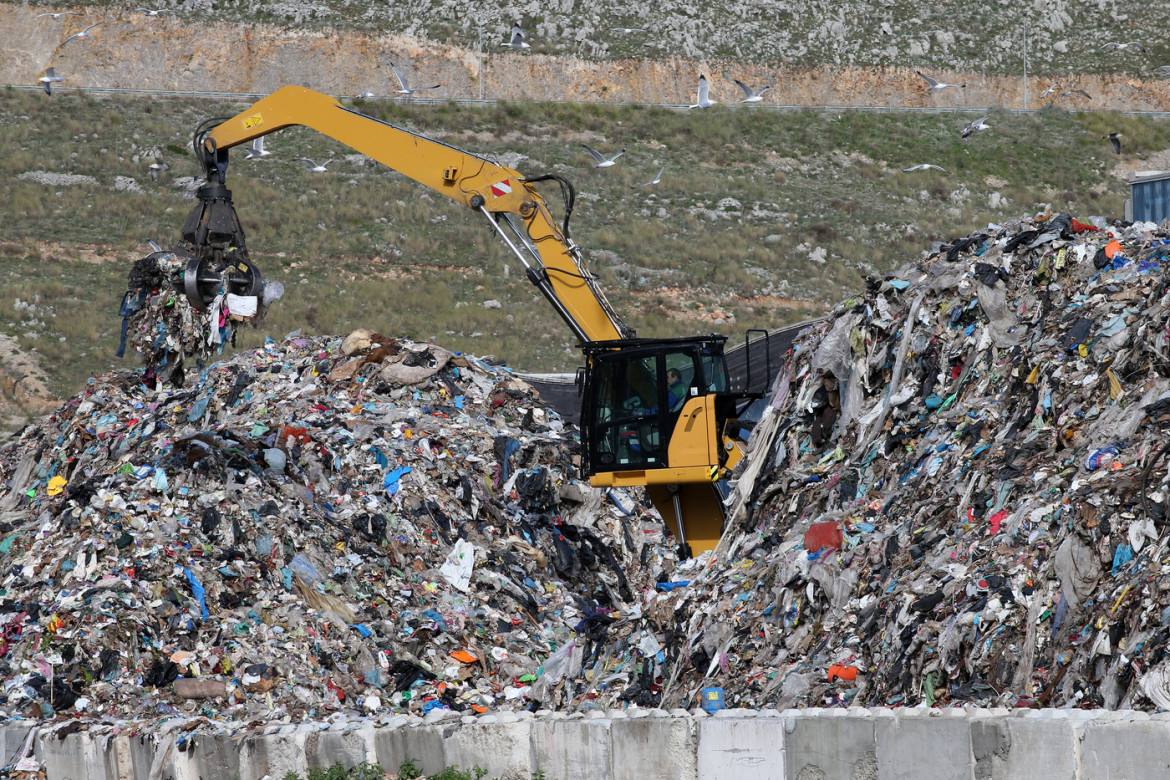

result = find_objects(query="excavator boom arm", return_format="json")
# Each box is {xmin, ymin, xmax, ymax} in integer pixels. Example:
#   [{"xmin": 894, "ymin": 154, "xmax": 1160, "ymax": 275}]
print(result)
[{"xmin": 200, "ymin": 86, "xmax": 629, "ymax": 343}]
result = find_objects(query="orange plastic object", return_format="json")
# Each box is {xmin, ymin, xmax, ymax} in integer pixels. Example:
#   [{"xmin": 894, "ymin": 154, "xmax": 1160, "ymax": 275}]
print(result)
[
  {"xmin": 827, "ymin": 665, "xmax": 858, "ymax": 682},
  {"xmin": 279, "ymin": 425, "xmax": 311, "ymax": 445},
  {"xmin": 450, "ymin": 649, "xmax": 478, "ymax": 664}
]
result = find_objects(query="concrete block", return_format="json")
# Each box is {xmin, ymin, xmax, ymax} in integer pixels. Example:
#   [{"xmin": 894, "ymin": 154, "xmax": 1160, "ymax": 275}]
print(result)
[
  {"xmin": 191, "ymin": 730, "xmax": 242, "ymax": 780},
  {"xmin": 985, "ymin": 717, "xmax": 1076, "ymax": 780},
  {"xmin": 697, "ymin": 714, "xmax": 784, "ymax": 780},
  {"xmin": 0, "ymin": 726, "xmax": 34, "ymax": 772},
  {"xmin": 148, "ymin": 733, "xmax": 205, "ymax": 780},
  {"xmin": 310, "ymin": 728, "xmax": 376, "ymax": 771},
  {"xmin": 875, "ymin": 713, "xmax": 971, "ymax": 780},
  {"xmin": 784, "ymin": 714, "xmax": 875, "ymax": 780},
  {"xmin": 37, "ymin": 732, "xmax": 111, "ymax": 780},
  {"xmin": 611, "ymin": 715, "xmax": 697, "ymax": 780},
  {"xmin": 444, "ymin": 721, "xmax": 533, "ymax": 780},
  {"xmin": 374, "ymin": 724, "xmax": 454, "ymax": 777},
  {"xmin": 969, "ymin": 717, "xmax": 1007, "ymax": 780},
  {"xmin": 238, "ymin": 731, "xmax": 309, "ymax": 780},
  {"xmin": 532, "ymin": 717, "xmax": 612, "ymax": 780},
  {"xmin": 120, "ymin": 732, "xmax": 158, "ymax": 780},
  {"xmin": 1080, "ymin": 715, "xmax": 1170, "ymax": 780}
]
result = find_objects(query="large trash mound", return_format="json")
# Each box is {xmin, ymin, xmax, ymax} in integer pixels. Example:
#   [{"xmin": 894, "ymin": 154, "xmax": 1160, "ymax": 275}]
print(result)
[
  {"xmin": 0, "ymin": 329, "xmax": 671, "ymax": 723},
  {"xmin": 659, "ymin": 213, "xmax": 1170, "ymax": 712}
]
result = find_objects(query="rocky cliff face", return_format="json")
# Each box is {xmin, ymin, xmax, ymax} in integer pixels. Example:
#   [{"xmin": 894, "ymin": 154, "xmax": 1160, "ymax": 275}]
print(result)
[{"xmin": 6, "ymin": 5, "xmax": 1170, "ymax": 111}]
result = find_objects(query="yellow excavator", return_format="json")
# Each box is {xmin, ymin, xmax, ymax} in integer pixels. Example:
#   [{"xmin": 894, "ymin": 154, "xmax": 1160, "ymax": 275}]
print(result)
[{"xmin": 177, "ymin": 86, "xmax": 772, "ymax": 556}]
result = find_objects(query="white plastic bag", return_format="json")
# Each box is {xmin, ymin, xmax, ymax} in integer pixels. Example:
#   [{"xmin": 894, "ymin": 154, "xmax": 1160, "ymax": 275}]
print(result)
[{"xmin": 439, "ymin": 539, "xmax": 475, "ymax": 592}]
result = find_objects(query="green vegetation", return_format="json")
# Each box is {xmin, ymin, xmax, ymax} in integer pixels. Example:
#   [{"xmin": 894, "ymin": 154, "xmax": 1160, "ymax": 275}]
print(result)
[
  {"xmin": 2, "ymin": 87, "xmax": 1167, "ymax": 398},
  {"xmin": 275, "ymin": 760, "xmax": 493, "ymax": 779},
  {"xmin": 281, "ymin": 763, "xmax": 386, "ymax": 780}
]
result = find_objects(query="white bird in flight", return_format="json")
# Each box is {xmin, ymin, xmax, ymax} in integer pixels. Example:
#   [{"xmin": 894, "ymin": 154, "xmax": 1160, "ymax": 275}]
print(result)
[
  {"xmin": 1061, "ymin": 89, "xmax": 1092, "ymax": 101},
  {"xmin": 297, "ymin": 158, "xmax": 333, "ymax": 173},
  {"xmin": 148, "ymin": 157, "xmax": 170, "ymax": 182},
  {"xmin": 391, "ymin": 63, "xmax": 440, "ymax": 96},
  {"xmin": 734, "ymin": 79, "xmax": 771, "ymax": 104},
  {"xmin": 581, "ymin": 144, "xmax": 625, "ymax": 168},
  {"xmin": 1040, "ymin": 82, "xmax": 1058, "ymax": 99},
  {"xmin": 35, "ymin": 11, "xmax": 82, "ymax": 19},
  {"xmin": 245, "ymin": 137, "xmax": 271, "ymax": 160},
  {"xmin": 916, "ymin": 71, "xmax": 965, "ymax": 91},
  {"xmin": 609, "ymin": 27, "xmax": 645, "ymax": 34},
  {"xmin": 502, "ymin": 24, "xmax": 530, "ymax": 50},
  {"xmin": 39, "ymin": 68, "xmax": 63, "ymax": 95},
  {"xmin": 1098, "ymin": 41, "xmax": 1146, "ymax": 53},
  {"xmin": 902, "ymin": 164, "xmax": 947, "ymax": 172},
  {"xmin": 356, "ymin": 90, "xmax": 375, "ymax": 99},
  {"xmin": 146, "ymin": 239, "xmax": 164, "ymax": 253},
  {"xmin": 961, "ymin": 116, "xmax": 990, "ymax": 138},
  {"xmin": 133, "ymin": 8, "xmax": 173, "ymax": 15},
  {"xmin": 1154, "ymin": 66, "xmax": 1170, "ymax": 75},
  {"xmin": 631, "ymin": 167, "xmax": 665, "ymax": 189},
  {"xmin": 688, "ymin": 74, "xmax": 717, "ymax": 109},
  {"xmin": 63, "ymin": 22, "xmax": 101, "ymax": 45}
]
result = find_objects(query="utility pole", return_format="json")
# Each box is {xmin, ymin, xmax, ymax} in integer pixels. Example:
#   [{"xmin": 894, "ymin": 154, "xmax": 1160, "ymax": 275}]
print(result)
[{"xmin": 1023, "ymin": 29, "xmax": 1028, "ymax": 110}]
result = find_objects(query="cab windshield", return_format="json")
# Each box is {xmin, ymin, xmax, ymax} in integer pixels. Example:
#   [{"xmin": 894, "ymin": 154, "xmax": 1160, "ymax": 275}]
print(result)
[{"xmin": 587, "ymin": 345, "xmax": 727, "ymax": 471}]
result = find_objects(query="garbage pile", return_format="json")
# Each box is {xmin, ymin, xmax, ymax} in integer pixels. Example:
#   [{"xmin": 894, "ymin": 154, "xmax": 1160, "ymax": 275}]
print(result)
[
  {"xmin": 656, "ymin": 213, "xmax": 1170, "ymax": 711},
  {"xmin": 0, "ymin": 329, "xmax": 672, "ymax": 725}
]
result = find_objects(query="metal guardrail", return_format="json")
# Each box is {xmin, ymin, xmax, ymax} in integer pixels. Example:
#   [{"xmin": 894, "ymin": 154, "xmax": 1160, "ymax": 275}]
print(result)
[{"xmin": 8, "ymin": 84, "xmax": 1170, "ymax": 118}]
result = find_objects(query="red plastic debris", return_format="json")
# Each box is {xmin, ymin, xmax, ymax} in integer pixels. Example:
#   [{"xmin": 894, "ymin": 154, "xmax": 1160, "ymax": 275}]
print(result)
[{"xmin": 805, "ymin": 521, "xmax": 843, "ymax": 553}]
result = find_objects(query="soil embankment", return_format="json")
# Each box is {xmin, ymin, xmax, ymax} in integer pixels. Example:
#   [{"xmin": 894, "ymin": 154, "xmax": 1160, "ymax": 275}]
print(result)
[{"xmin": 4, "ymin": 6, "xmax": 1170, "ymax": 111}]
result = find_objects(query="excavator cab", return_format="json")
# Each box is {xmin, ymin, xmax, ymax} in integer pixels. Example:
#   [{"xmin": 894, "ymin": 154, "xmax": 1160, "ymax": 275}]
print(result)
[
  {"xmin": 580, "ymin": 336, "xmax": 748, "ymax": 556},
  {"xmin": 581, "ymin": 337, "xmax": 728, "ymax": 471}
]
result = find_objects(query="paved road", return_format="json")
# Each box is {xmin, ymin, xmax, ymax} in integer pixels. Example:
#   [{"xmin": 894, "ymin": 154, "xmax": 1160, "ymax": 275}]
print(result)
[{"xmin": 9, "ymin": 83, "xmax": 1170, "ymax": 118}]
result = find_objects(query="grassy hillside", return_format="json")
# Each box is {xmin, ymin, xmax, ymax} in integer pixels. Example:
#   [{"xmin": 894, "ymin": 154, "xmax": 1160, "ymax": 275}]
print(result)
[{"xmin": 3, "ymin": 86, "xmax": 1169, "ymax": 401}]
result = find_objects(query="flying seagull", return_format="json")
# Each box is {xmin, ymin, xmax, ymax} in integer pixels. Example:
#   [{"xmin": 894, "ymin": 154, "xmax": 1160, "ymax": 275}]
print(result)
[
  {"xmin": 391, "ymin": 63, "xmax": 441, "ymax": 96},
  {"xmin": 35, "ymin": 11, "xmax": 82, "ymax": 19},
  {"xmin": 581, "ymin": 144, "xmax": 625, "ymax": 168},
  {"xmin": 734, "ymin": 79, "xmax": 771, "ymax": 103},
  {"xmin": 502, "ymin": 23, "xmax": 530, "ymax": 50},
  {"xmin": 63, "ymin": 22, "xmax": 101, "ymax": 45},
  {"xmin": 631, "ymin": 167, "xmax": 665, "ymax": 189},
  {"xmin": 1040, "ymin": 82, "xmax": 1058, "ymax": 99},
  {"xmin": 1061, "ymin": 89, "xmax": 1092, "ymax": 101},
  {"xmin": 132, "ymin": 8, "xmax": 173, "ymax": 15},
  {"xmin": 688, "ymin": 74, "xmax": 717, "ymax": 109},
  {"xmin": 148, "ymin": 157, "xmax": 170, "ymax": 182},
  {"xmin": 244, "ymin": 137, "xmax": 271, "ymax": 159},
  {"xmin": 916, "ymin": 71, "xmax": 965, "ymax": 91},
  {"xmin": 1104, "ymin": 132, "xmax": 1122, "ymax": 155},
  {"xmin": 146, "ymin": 239, "xmax": 164, "ymax": 252},
  {"xmin": 961, "ymin": 116, "xmax": 990, "ymax": 138},
  {"xmin": 1098, "ymin": 41, "xmax": 1146, "ymax": 53},
  {"xmin": 608, "ymin": 27, "xmax": 645, "ymax": 34},
  {"xmin": 356, "ymin": 90, "xmax": 375, "ymax": 99},
  {"xmin": 297, "ymin": 158, "xmax": 333, "ymax": 172},
  {"xmin": 38, "ymin": 68, "xmax": 63, "ymax": 95},
  {"xmin": 1154, "ymin": 66, "xmax": 1170, "ymax": 75},
  {"xmin": 902, "ymin": 164, "xmax": 947, "ymax": 172}
]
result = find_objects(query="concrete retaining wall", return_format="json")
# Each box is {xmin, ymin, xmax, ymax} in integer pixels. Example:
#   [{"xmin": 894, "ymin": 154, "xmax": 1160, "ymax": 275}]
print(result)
[{"xmin": 12, "ymin": 707, "xmax": 1170, "ymax": 780}]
